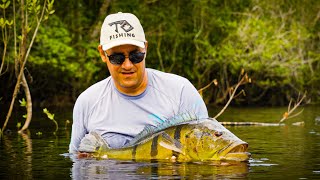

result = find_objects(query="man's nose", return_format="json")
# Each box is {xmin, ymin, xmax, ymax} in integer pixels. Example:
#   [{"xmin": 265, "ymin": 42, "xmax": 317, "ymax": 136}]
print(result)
[{"xmin": 121, "ymin": 56, "xmax": 133, "ymax": 69}]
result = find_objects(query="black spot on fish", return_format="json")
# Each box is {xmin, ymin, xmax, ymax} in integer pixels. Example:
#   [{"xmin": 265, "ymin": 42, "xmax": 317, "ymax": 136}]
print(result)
[
  {"xmin": 173, "ymin": 125, "xmax": 183, "ymax": 159},
  {"xmin": 132, "ymin": 145, "xmax": 138, "ymax": 161},
  {"xmin": 151, "ymin": 136, "xmax": 159, "ymax": 158}
]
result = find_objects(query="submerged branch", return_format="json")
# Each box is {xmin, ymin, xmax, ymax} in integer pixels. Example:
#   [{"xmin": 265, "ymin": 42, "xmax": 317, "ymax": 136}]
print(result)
[{"xmin": 279, "ymin": 92, "xmax": 306, "ymax": 124}]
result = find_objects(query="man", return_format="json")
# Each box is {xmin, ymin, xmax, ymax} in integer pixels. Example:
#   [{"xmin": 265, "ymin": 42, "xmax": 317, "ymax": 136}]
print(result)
[{"xmin": 69, "ymin": 12, "xmax": 208, "ymax": 153}]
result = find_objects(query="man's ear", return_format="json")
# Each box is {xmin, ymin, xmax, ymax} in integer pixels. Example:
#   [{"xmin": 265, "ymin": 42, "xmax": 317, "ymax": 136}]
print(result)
[
  {"xmin": 98, "ymin": 45, "xmax": 108, "ymax": 63},
  {"xmin": 144, "ymin": 41, "xmax": 148, "ymax": 51}
]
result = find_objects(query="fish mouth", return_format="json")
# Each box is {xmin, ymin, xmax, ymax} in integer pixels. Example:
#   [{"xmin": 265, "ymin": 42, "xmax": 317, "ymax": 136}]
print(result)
[{"xmin": 221, "ymin": 143, "xmax": 251, "ymax": 162}]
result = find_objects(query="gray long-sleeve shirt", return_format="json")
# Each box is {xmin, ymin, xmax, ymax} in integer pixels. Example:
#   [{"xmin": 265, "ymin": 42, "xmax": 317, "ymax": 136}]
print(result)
[{"xmin": 69, "ymin": 68, "xmax": 208, "ymax": 153}]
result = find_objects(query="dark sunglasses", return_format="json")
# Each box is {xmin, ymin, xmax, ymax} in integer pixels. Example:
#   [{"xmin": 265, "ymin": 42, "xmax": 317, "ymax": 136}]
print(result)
[{"xmin": 105, "ymin": 51, "xmax": 145, "ymax": 65}]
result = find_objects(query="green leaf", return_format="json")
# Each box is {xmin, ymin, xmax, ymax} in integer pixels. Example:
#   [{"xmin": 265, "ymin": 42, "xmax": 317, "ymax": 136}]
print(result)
[
  {"xmin": 23, "ymin": 114, "xmax": 27, "ymax": 119},
  {"xmin": 43, "ymin": 108, "xmax": 55, "ymax": 120},
  {"xmin": 4, "ymin": 0, "xmax": 9, "ymax": 8},
  {"xmin": 27, "ymin": 26, "xmax": 31, "ymax": 33},
  {"xmin": 48, "ymin": 114, "xmax": 54, "ymax": 120},
  {"xmin": 5, "ymin": 20, "xmax": 13, "ymax": 26},
  {"xmin": 49, "ymin": 10, "xmax": 55, "ymax": 14},
  {"xmin": 16, "ymin": 122, "xmax": 21, "ymax": 128},
  {"xmin": 0, "ymin": 18, "xmax": 4, "ymax": 28},
  {"xmin": 19, "ymin": 98, "xmax": 27, "ymax": 107},
  {"xmin": 48, "ymin": 0, "xmax": 54, "ymax": 6}
]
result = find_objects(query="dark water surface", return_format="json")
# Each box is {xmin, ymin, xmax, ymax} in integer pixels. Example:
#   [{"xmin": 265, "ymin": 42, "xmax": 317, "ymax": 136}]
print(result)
[{"xmin": 1, "ymin": 105, "xmax": 320, "ymax": 179}]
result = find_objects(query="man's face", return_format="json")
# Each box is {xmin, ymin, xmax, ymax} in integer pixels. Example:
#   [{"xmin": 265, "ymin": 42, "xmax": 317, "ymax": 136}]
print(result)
[{"xmin": 99, "ymin": 43, "xmax": 148, "ymax": 95}]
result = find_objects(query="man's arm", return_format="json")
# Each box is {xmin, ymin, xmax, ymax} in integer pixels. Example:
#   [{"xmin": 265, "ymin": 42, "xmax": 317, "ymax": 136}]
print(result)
[
  {"xmin": 179, "ymin": 79, "xmax": 209, "ymax": 119},
  {"xmin": 69, "ymin": 98, "xmax": 87, "ymax": 153}
]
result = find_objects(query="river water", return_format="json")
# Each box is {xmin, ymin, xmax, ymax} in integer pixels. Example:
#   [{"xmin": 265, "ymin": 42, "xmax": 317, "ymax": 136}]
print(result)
[{"xmin": 0, "ymin": 105, "xmax": 320, "ymax": 179}]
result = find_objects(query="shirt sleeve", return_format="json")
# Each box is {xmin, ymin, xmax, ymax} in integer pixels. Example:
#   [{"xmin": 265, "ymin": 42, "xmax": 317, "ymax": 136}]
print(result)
[
  {"xmin": 69, "ymin": 96, "xmax": 88, "ymax": 153},
  {"xmin": 179, "ymin": 79, "xmax": 209, "ymax": 119}
]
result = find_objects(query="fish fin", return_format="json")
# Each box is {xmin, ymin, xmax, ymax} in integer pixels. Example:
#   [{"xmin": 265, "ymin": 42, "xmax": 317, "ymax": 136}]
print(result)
[
  {"xmin": 159, "ymin": 141, "xmax": 184, "ymax": 154},
  {"xmin": 78, "ymin": 131, "xmax": 109, "ymax": 153},
  {"xmin": 159, "ymin": 132, "xmax": 184, "ymax": 154},
  {"xmin": 128, "ymin": 113, "xmax": 199, "ymax": 147},
  {"xmin": 127, "ymin": 124, "xmax": 156, "ymax": 146},
  {"xmin": 161, "ymin": 132, "xmax": 183, "ymax": 149}
]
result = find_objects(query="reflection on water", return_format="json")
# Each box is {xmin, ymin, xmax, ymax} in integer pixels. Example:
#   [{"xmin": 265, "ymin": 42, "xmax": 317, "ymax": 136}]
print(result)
[
  {"xmin": 1, "ymin": 131, "xmax": 33, "ymax": 179},
  {"xmin": 71, "ymin": 158, "xmax": 249, "ymax": 179},
  {"xmin": 0, "ymin": 105, "xmax": 320, "ymax": 179}
]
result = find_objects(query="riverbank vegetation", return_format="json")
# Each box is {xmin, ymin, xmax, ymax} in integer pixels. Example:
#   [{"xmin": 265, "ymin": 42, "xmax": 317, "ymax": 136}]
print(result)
[{"xmin": 1, "ymin": 0, "xmax": 319, "ymax": 111}]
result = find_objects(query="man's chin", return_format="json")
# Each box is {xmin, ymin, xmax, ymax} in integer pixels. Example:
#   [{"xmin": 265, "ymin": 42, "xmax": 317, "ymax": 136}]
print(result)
[{"xmin": 119, "ymin": 81, "xmax": 138, "ymax": 89}]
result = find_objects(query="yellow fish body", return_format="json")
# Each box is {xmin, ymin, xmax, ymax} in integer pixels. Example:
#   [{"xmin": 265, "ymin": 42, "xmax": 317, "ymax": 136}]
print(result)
[{"xmin": 78, "ymin": 118, "xmax": 250, "ymax": 162}]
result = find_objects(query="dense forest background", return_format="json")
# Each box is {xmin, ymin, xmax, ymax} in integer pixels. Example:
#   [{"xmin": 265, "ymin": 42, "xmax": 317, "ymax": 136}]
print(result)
[{"xmin": 1, "ymin": 0, "xmax": 320, "ymax": 110}]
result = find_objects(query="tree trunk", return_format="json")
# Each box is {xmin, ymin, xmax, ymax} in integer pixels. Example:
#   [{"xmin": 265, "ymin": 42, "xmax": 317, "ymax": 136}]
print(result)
[
  {"xmin": 2, "ymin": 0, "xmax": 46, "ymax": 132},
  {"xmin": 89, "ymin": 0, "xmax": 112, "ymax": 41},
  {"xmin": 17, "ymin": 0, "xmax": 32, "ymax": 133},
  {"xmin": 18, "ymin": 74, "xmax": 32, "ymax": 133},
  {"xmin": 0, "ymin": 42, "xmax": 8, "ymax": 76}
]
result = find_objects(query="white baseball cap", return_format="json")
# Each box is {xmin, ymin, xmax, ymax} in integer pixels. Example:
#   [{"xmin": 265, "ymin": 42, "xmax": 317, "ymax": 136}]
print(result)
[{"xmin": 100, "ymin": 12, "xmax": 146, "ymax": 51}]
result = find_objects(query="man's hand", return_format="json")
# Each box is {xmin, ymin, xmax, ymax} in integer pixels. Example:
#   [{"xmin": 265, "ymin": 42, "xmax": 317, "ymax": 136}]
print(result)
[{"xmin": 77, "ymin": 152, "xmax": 92, "ymax": 158}]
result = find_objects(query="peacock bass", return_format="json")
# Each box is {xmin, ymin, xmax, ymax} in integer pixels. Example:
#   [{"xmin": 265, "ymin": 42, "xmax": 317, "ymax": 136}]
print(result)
[{"xmin": 78, "ymin": 118, "xmax": 250, "ymax": 162}]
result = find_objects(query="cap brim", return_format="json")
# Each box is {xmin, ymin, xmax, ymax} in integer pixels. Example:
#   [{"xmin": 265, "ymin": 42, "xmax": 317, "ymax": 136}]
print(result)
[{"xmin": 102, "ymin": 39, "xmax": 145, "ymax": 51}]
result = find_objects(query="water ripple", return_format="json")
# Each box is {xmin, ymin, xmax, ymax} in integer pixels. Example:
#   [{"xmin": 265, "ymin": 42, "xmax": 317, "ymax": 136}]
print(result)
[{"xmin": 249, "ymin": 158, "xmax": 278, "ymax": 167}]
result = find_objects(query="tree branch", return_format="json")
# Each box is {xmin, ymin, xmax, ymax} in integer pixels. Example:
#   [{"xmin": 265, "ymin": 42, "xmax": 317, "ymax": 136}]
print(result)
[
  {"xmin": 279, "ymin": 92, "xmax": 306, "ymax": 124},
  {"xmin": 2, "ymin": 0, "xmax": 47, "ymax": 132},
  {"xmin": 214, "ymin": 70, "xmax": 251, "ymax": 119}
]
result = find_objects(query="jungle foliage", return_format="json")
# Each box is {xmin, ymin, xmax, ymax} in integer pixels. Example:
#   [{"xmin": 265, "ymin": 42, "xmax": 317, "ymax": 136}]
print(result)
[{"xmin": 1, "ymin": 0, "xmax": 320, "ymax": 107}]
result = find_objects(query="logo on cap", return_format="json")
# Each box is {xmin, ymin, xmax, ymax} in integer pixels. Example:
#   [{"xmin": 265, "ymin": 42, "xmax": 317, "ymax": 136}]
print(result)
[
  {"xmin": 108, "ymin": 20, "xmax": 136, "ymax": 41},
  {"xmin": 109, "ymin": 20, "xmax": 134, "ymax": 33}
]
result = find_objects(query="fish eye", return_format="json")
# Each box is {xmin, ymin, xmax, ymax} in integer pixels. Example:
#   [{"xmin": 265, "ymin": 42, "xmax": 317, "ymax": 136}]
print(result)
[{"xmin": 214, "ymin": 131, "xmax": 223, "ymax": 137}]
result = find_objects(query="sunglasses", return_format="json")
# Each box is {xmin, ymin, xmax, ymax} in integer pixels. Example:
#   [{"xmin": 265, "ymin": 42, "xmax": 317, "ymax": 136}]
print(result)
[{"xmin": 105, "ymin": 51, "xmax": 145, "ymax": 65}]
